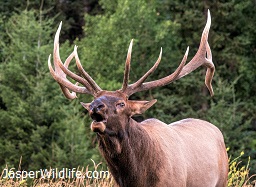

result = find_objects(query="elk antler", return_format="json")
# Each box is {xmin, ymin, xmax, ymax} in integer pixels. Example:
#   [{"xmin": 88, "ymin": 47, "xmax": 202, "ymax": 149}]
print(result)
[
  {"xmin": 121, "ymin": 39, "xmax": 133, "ymax": 92},
  {"xmin": 122, "ymin": 10, "xmax": 215, "ymax": 97},
  {"xmin": 48, "ymin": 22, "xmax": 102, "ymax": 99},
  {"xmin": 49, "ymin": 10, "xmax": 214, "ymax": 99}
]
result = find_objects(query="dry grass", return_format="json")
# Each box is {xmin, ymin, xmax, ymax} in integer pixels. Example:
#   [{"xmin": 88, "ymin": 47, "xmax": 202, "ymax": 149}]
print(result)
[
  {"xmin": 0, "ymin": 177, "xmax": 115, "ymax": 187},
  {"xmin": 227, "ymin": 150, "xmax": 256, "ymax": 187},
  {"xmin": 0, "ymin": 154, "xmax": 255, "ymax": 187}
]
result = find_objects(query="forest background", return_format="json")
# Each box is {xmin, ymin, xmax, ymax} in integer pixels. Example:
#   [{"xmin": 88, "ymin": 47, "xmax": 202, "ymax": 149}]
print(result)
[{"xmin": 0, "ymin": 0, "xmax": 255, "ymax": 176}]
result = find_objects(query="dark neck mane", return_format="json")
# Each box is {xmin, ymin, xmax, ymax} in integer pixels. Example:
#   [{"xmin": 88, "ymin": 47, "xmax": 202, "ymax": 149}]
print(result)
[{"xmin": 97, "ymin": 119, "xmax": 163, "ymax": 187}]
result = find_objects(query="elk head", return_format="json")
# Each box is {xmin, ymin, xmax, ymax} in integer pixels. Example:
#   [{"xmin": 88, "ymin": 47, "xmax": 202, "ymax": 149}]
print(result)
[{"xmin": 48, "ymin": 10, "xmax": 214, "ymax": 136}]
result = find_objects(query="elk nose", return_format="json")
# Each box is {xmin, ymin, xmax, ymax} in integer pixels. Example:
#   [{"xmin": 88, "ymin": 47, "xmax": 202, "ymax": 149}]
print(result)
[{"xmin": 93, "ymin": 104, "xmax": 105, "ymax": 113}]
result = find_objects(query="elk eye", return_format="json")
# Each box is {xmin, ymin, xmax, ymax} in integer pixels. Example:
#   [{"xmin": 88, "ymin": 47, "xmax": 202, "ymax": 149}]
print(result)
[{"xmin": 116, "ymin": 102, "xmax": 125, "ymax": 108}]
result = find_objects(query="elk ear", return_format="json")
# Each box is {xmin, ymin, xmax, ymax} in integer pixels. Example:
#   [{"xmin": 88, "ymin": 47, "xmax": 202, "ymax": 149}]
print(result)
[
  {"xmin": 129, "ymin": 99, "xmax": 157, "ymax": 116},
  {"xmin": 80, "ymin": 102, "xmax": 91, "ymax": 111}
]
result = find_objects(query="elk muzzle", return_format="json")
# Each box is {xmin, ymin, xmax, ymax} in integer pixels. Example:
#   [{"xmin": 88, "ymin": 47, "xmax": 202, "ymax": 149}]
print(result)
[{"xmin": 89, "ymin": 103, "xmax": 107, "ymax": 133}]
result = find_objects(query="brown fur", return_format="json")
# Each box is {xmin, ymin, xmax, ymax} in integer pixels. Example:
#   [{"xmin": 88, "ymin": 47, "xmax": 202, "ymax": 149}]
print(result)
[{"xmin": 81, "ymin": 94, "xmax": 228, "ymax": 187}]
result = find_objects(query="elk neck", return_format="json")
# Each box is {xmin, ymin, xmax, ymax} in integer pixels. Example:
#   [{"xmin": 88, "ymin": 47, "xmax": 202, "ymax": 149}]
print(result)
[{"xmin": 96, "ymin": 118, "xmax": 163, "ymax": 187}]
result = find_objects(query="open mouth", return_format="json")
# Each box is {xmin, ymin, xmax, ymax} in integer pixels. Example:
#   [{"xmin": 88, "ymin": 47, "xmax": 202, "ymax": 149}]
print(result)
[
  {"xmin": 90, "ymin": 112, "xmax": 107, "ymax": 133},
  {"xmin": 90, "ymin": 114, "xmax": 116, "ymax": 136},
  {"xmin": 91, "ymin": 112, "xmax": 107, "ymax": 123}
]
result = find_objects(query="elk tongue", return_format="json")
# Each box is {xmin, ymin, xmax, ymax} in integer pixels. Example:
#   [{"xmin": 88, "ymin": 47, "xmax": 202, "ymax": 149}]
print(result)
[{"xmin": 91, "ymin": 121, "xmax": 106, "ymax": 133}]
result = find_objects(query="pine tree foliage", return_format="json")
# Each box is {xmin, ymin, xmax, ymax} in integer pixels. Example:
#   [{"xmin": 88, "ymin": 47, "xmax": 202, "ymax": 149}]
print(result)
[
  {"xmin": 0, "ymin": 9, "xmax": 99, "ymax": 170},
  {"xmin": 0, "ymin": 10, "xmax": 53, "ymax": 169}
]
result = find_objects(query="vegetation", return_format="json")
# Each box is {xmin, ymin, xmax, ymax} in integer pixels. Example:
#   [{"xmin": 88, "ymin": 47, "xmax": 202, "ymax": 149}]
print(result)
[
  {"xmin": 0, "ymin": 0, "xmax": 255, "ymax": 185},
  {"xmin": 0, "ymin": 156, "xmax": 255, "ymax": 186},
  {"xmin": 227, "ymin": 150, "xmax": 255, "ymax": 187}
]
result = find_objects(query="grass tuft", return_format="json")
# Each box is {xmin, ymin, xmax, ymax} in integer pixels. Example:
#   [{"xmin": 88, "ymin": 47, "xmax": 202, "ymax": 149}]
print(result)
[{"xmin": 228, "ymin": 150, "xmax": 256, "ymax": 187}]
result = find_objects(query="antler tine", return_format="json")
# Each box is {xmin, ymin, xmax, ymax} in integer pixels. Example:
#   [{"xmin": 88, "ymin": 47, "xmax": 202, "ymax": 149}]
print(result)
[
  {"xmin": 125, "ymin": 47, "xmax": 189, "ymax": 96},
  {"xmin": 121, "ymin": 39, "xmax": 133, "ymax": 92},
  {"xmin": 204, "ymin": 41, "xmax": 214, "ymax": 96},
  {"xmin": 74, "ymin": 45, "xmax": 102, "ymax": 94},
  {"xmin": 55, "ymin": 47, "xmax": 96, "ymax": 93},
  {"xmin": 48, "ymin": 22, "xmax": 99, "ymax": 99},
  {"xmin": 48, "ymin": 54, "xmax": 89, "ymax": 98},
  {"xmin": 130, "ymin": 47, "xmax": 162, "ymax": 91},
  {"xmin": 173, "ymin": 9, "xmax": 215, "ymax": 96}
]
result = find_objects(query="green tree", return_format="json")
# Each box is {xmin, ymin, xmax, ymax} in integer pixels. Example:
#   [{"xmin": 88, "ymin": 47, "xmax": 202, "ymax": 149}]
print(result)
[
  {"xmin": 0, "ymin": 9, "xmax": 99, "ymax": 170},
  {"xmin": 0, "ymin": 9, "xmax": 53, "ymax": 169}
]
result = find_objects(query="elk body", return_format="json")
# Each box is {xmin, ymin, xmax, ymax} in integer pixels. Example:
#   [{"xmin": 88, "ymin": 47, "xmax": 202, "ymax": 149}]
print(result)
[{"xmin": 48, "ymin": 10, "xmax": 228, "ymax": 187}]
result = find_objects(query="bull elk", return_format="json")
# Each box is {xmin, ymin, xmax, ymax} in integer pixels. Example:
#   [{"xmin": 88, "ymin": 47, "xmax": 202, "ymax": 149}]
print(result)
[{"xmin": 48, "ymin": 10, "xmax": 228, "ymax": 187}]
